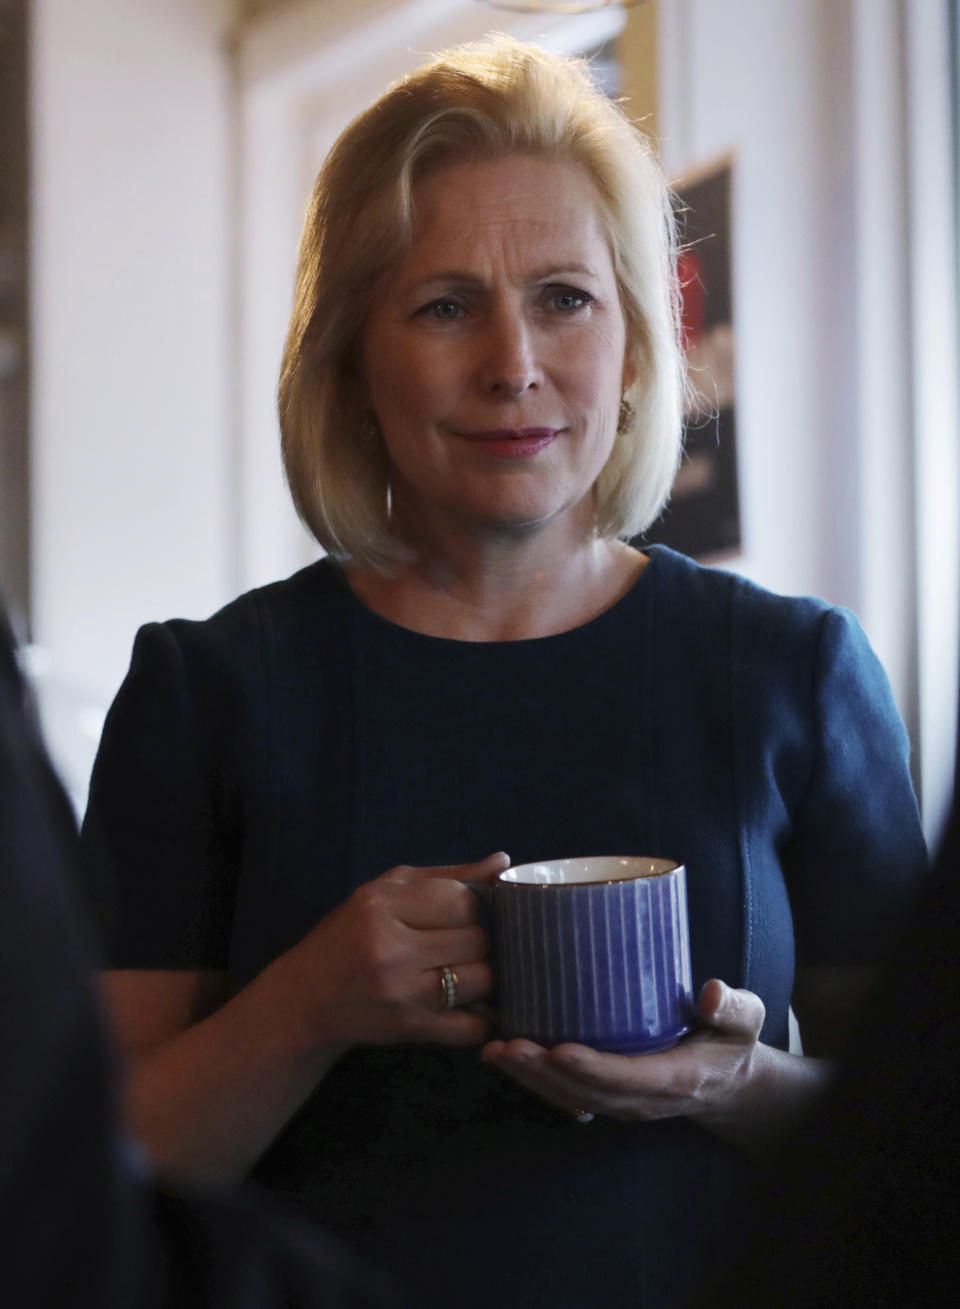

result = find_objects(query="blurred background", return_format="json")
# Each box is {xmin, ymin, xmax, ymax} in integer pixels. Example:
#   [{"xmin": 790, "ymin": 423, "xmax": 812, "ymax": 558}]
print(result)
[{"xmin": 1, "ymin": 0, "xmax": 958, "ymax": 842}]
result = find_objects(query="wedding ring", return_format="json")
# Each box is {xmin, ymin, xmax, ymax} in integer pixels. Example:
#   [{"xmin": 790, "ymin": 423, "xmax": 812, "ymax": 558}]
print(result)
[
  {"xmin": 574, "ymin": 1109, "xmax": 595, "ymax": 1125},
  {"xmin": 439, "ymin": 966, "xmax": 459, "ymax": 1012}
]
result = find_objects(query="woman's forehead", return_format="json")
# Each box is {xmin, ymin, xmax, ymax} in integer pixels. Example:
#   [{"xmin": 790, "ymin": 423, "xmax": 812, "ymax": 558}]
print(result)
[
  {"xmin": 395, "ymin": 155, "xmax": 616, "ymax": 280},
  {"xmin": 412, "ymin": 152, "xmax": 601, "ymax": 222}
]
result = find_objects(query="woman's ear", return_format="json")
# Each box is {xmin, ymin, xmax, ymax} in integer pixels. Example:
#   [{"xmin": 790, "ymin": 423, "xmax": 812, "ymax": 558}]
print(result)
[
  {"xmin": 343, "ymin": 329, "xmax": 370, "ymax": 404},
  {"xmin": 343, "ymin": 355, "xmax": 370, "ymax": 413},
  {"xmin": 620, "ymin": 337, "xmax": 639, "ymax": 393},
  {"xmin": 345, "ymin": 378, "xmax": 369, "ymax": 413}
]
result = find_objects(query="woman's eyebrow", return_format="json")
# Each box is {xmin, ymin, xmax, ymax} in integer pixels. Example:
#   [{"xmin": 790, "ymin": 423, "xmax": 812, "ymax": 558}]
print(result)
[
  {"xmin": 406, "ymin": 270, "xmax": 486, "ymax": 294},
  {"xmin": 405, "ymin": 262, "xmax": 602, "ymax": 293},
  {"xmin": 526, "ymin": 261, "xmax": 601, "ymax": 282}
]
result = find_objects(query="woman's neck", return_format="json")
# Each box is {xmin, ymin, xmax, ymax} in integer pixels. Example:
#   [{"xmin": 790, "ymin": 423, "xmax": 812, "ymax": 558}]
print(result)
[{"xmin": 344, "ymin": 535, "xmax": 648, "ymax": 642}]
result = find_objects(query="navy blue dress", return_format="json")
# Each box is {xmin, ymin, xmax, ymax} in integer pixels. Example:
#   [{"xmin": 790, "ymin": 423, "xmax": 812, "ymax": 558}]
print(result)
[{"xmin": 80, "ymin": 546, "xmax": 927, "ymax": 1308}]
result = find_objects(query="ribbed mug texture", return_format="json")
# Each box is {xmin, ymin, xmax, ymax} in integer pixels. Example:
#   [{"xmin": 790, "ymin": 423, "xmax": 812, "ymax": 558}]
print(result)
[{"xmin": 496, "ymin": 864, "xmax": 694, "ymax": 1054}]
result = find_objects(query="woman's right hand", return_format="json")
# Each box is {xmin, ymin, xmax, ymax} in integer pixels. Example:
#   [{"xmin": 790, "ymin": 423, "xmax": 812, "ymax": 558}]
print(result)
[
  {"xmin": 273, "ymin": 851, "xmax": 510, "ymax": 1052},
  {"xmin": 101, "ymin": 851, "xmax": 510, "ymax": 1180}
]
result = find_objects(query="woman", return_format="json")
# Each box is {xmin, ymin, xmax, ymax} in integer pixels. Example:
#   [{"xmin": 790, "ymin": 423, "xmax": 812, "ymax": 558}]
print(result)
[{"xmin": 81, "ymin": 37, "xmax": 926, "ymax": 1309}]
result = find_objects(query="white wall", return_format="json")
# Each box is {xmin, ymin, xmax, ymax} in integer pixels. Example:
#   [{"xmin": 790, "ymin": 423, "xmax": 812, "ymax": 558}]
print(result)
[
  {"xmin": 657, "ymin": 0, "xmax": 959, "ymax": 838},
  {"xmin": 658, "ymin": 0, "xmax": 844, "ymax": 603},
  {"xmin": 30, "ymin": 0, "xmax": 235, "ymax": 718}
]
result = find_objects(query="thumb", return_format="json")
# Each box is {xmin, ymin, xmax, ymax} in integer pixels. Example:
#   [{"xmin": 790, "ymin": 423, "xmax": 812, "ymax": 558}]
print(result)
[
  {"xmin": 386, "ymin": 851, "xmax": 510, "ymax": 884},
  {"xmin": 698, "ymin": 979, "xmax": 766, "ymax": 1039}
]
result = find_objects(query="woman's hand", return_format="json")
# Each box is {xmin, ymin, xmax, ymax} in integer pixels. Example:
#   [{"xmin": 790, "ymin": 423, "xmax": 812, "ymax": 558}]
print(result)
[
  {"xmin": 482, "ymin": 979, "xmax": 825, "ymax": 1150},
  {"xmin": 100, "ymin": 852, "xmax": 508, "ymax": 1183},
  {"xmin": 273, "ymin": 851, "xmax": 510, "ymax": 1054}
]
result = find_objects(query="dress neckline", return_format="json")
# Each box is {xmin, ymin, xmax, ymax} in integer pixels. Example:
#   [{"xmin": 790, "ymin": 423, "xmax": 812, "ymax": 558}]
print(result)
[{"xmin": 323, "ymin": 547, "xmax": 666, "ymax": 650}]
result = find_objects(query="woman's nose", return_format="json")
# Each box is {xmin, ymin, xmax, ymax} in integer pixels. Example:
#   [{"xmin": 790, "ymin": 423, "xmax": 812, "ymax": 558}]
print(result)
[{"xmin": 478, "ymin": 310, "xmax": 541, "ymax": 397}]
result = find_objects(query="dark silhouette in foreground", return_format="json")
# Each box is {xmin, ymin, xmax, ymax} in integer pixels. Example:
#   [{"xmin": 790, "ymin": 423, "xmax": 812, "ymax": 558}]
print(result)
[{"xmin": 0, "ymin": 611, "xmax": 395, "ymax": 1309}]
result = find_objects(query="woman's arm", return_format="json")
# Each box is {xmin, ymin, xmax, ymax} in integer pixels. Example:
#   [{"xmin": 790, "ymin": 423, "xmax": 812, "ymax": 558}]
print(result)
[
  {"xmin": 104, "ymin": 854, "xmax": 508, "ymax": 1181},
  {"xmin": 103, "ymin": 965, "xmax": 343, "ymax": 1180},
  {"xmin": 482, "ymin": 967, "xmax": 877, "ymax": 1156}
]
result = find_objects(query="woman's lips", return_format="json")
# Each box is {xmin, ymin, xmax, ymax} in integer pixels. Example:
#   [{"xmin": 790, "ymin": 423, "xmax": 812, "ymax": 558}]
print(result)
[{"xmin": 457, "ymin": 427, "xmax": 560, "ymax": 458}]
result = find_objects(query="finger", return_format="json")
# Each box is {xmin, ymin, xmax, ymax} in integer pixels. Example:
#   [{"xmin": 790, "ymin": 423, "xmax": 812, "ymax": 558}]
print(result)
[
  {"xmin": 488, "ymin": 1038, "xmax": 678, "ymax": 1096},
  {"xmin": 416, "ymin": 925, "xmax": 489, "ymax": 968},
  {"xmin": 385, "ymin": 851, "xmax": 510, "ymax": 886},
  {"xmin": 485, "ymin": 1040, "xmax": 690, "ymax": 1123},
  {"xmin": 496, "ymin": 1041, "xmax": 635, "ymax": 1095},
  {"xmin": 483, "ymin": 1040, "xmax": 596, "ymax": 1094},
  {"xmin": 388, "ymin": 880, "xmax": 490, "ymax": 931},
  {"xmin": 421, "ymin": 961, "xmax": 493, "ymax": 1012},
  {"xmin": 698, "ymin": 979, "xmax": 765, "ymax": 1038},
  {"xmin": 485, "ymin": 1038, "xmax": 628, "ymax": 1071},
  {"xmin": 483, "ymin": 1038, "xmax": 546, "ymax": 1060},
  {"xmin": 482, "ymin": 1041, "xmax": 602, "ymax": 1116},
  {"xmin": 385, "ymin": 875, "xmax": 500, "ymax": 930}
]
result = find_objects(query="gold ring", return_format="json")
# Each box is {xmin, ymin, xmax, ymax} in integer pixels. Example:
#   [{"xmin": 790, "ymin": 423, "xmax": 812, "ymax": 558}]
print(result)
[{"xmin": 440, "ymin": 966, "xmax": 459, "ymax": 1012}]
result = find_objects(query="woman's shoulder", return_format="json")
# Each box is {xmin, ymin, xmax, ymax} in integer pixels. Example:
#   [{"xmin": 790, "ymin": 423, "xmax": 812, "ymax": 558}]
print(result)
[
  {"xmin": 124, "ymin": 558, "xmax": 349, "ymax": 701},
  {"xmin": 645, "ymin": 544, "xmax": 845, "ymax": 645},
  {"xmin": 644, "ymin": 547, "xmax": 894, "ymax": 726},
  {"xmin": 157, "ymin": 557, "xmax": 346, "ymax": 648}
]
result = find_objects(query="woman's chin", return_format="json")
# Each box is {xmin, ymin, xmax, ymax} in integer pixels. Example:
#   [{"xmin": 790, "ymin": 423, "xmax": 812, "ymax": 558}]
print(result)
[{"xmin": 401, "ymin": 491, "xmax": 597, "ymax": 551}]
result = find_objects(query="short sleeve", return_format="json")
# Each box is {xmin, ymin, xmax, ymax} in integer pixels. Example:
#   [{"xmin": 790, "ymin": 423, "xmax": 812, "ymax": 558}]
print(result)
[
  {"xmin": 782, "ymin": 607, "xmax": 928, "ymax": 967},
  {"xmin": 79, "ymin": 622, "xmax": 236, "ymax": 968}
]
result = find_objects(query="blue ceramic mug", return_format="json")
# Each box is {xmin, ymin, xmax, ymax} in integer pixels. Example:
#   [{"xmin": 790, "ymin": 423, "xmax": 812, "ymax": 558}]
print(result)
[{"xmin": 477, "ymin": 856, "xmax": 694, "ymax": 1055}]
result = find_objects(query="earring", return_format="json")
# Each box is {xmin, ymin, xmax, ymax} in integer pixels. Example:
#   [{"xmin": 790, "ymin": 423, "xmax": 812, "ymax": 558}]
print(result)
[{"xmin": 617, "ymin": 396, "xmax": 634, "ymax": 435}]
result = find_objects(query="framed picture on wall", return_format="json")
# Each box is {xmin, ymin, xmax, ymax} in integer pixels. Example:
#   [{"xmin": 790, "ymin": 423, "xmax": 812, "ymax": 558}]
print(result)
[{"xmin": 640, "ymin": 154, "xmax": 740, "ymax": 561}]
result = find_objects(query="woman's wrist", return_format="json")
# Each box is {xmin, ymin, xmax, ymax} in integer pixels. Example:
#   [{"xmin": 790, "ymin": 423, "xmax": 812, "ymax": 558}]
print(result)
[
  {"xmin": 695, "ymin": 1043, "xmax": 834, "ymax": 1154},
  {"xmin": 254, "ymin": 947, "xmax": 350, "ymax": 1068}
]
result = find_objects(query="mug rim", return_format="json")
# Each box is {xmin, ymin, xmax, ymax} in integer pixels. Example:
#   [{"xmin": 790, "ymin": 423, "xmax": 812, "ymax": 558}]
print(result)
[{"xmin": 499, "ymin": 855, "xmax": 682, "ymax": 888}]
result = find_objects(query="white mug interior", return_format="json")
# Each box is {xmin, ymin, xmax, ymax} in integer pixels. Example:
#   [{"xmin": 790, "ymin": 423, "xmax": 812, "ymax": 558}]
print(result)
[{"xmin": 499, "ymin": 855, "xmax": 680, "ymax": 886}]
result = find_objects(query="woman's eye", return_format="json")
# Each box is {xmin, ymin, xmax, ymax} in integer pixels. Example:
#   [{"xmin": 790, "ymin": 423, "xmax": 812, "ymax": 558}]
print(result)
[
  {"xmin": 420, "ymin": 298, "xmax": 464, "ymax": 321},
  {"xmin": 547, "ymin": 286, "xmax": 592, "ymax": 312}
]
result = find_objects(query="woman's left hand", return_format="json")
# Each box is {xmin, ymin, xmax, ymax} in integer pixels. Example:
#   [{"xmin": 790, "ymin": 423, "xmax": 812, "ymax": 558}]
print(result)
[{"xmin": 482, "ymin": 979, "xmax": 774, "ymax": 1140}]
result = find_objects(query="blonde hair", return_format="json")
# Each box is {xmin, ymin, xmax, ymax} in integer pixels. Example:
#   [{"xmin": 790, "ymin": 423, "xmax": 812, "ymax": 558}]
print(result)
[{"xmin": 279, "ymin": 35, "xmax": 684, "ymax": 570}]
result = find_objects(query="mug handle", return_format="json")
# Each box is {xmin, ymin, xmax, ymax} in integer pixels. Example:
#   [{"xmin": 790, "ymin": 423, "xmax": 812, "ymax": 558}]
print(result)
[{"xmin": 460, "ymin": 879, "xmax": 500, "ymax": 1021}]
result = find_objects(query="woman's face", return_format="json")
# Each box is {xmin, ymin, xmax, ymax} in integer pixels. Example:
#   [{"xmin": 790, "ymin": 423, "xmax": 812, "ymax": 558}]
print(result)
[{"xmin": 360, "ymin": 153, "xmax": 633, "ymax": 550}]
